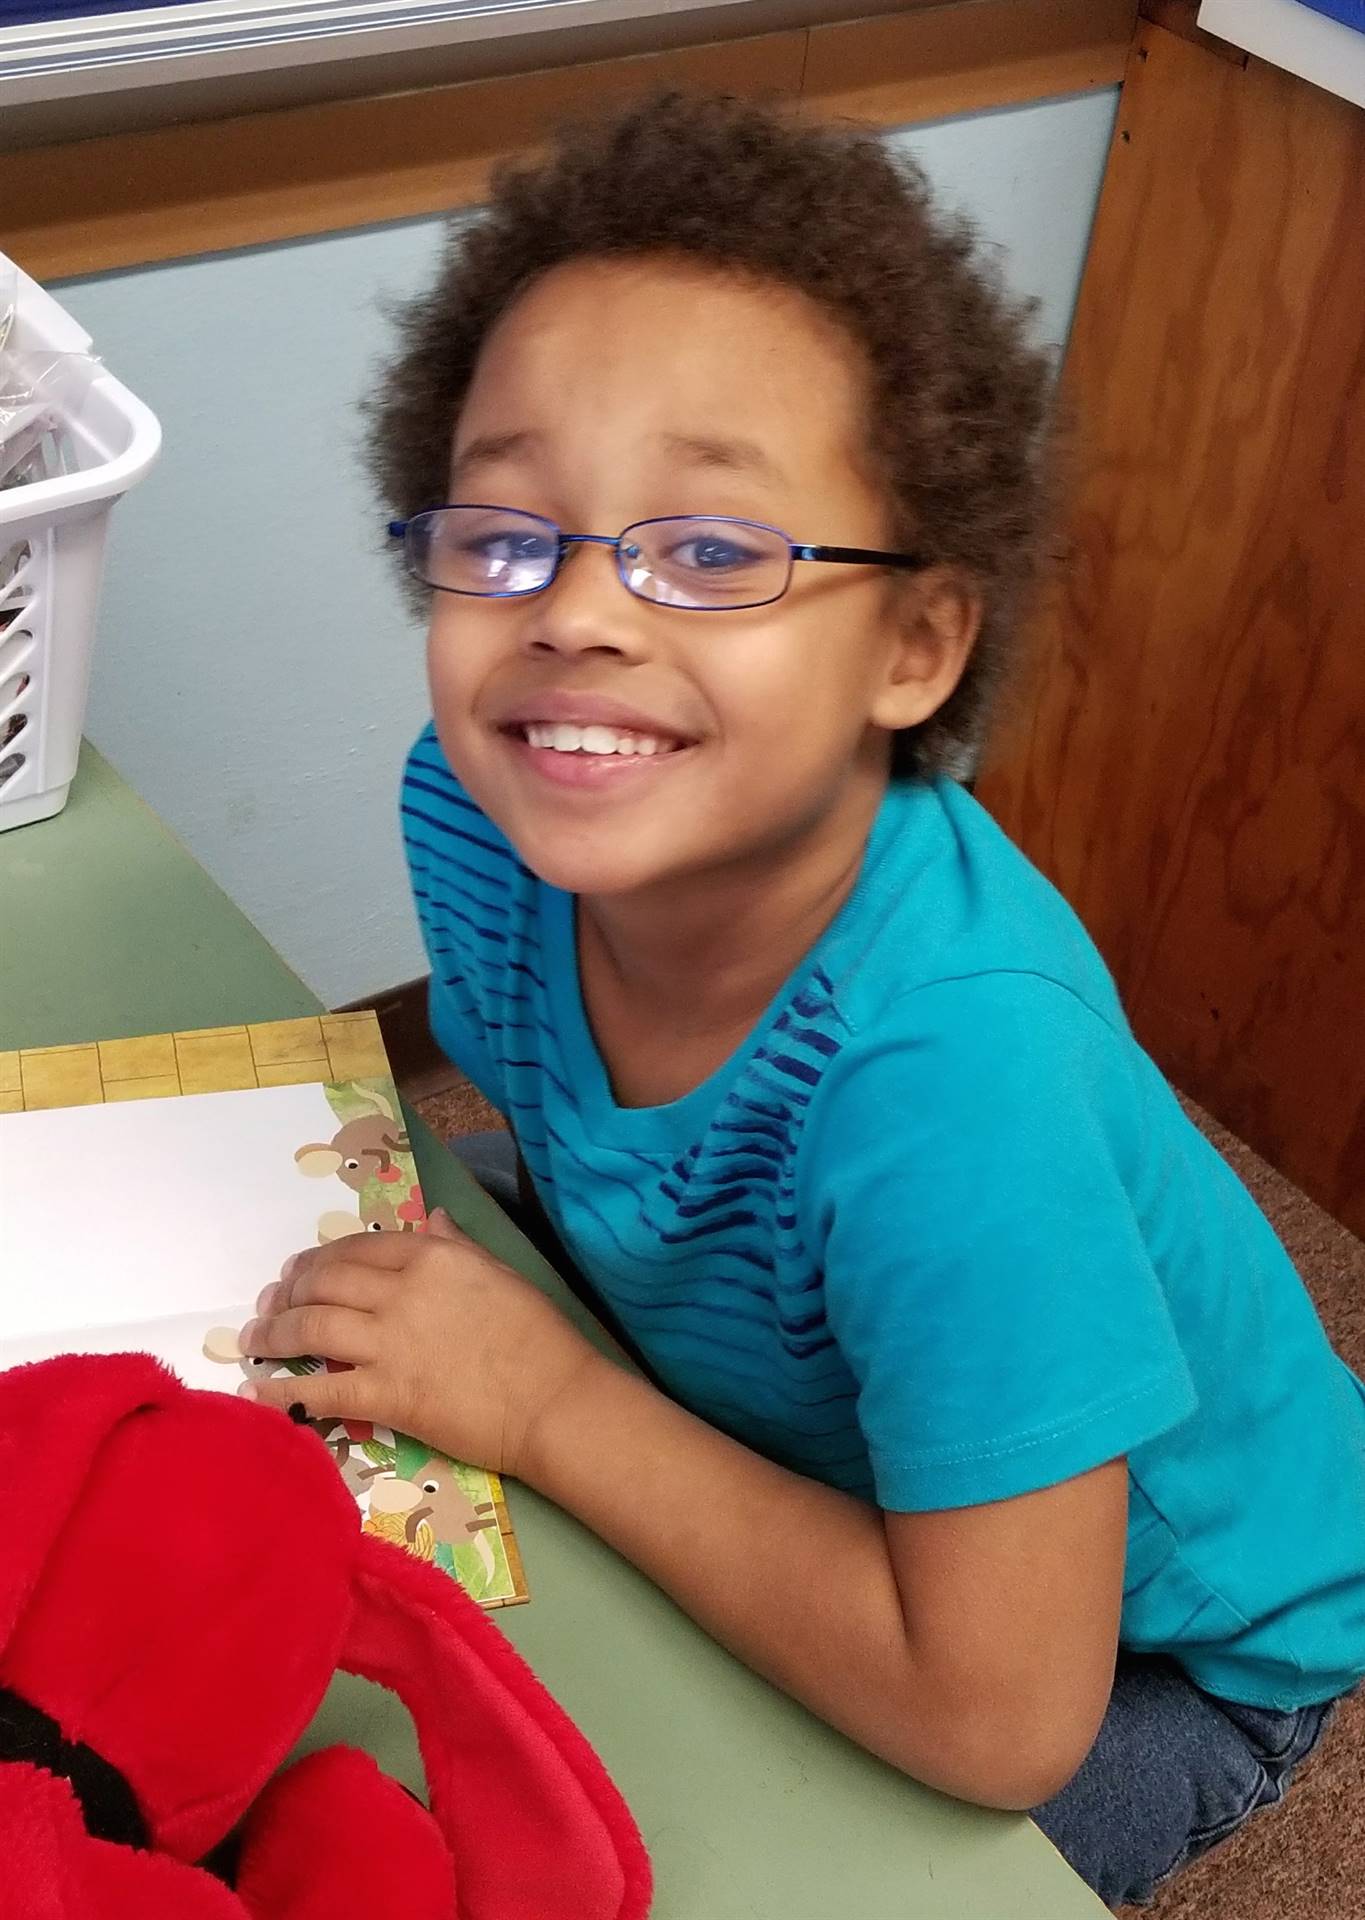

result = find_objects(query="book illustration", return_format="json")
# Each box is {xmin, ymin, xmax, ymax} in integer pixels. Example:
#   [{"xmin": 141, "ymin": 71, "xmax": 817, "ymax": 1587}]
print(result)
[
  {"xmin": 294, "ymin": 1081, "xmax": 428, "ymax": 1240},
  {"xmin": 0, "ymin": 1014, "xmax": 527, "ymax": 1608},
  {"xmin": 200, "ymin": 1328, "xmax": 518, "ymax": 1605},
  {"xmin": 362, "ymin": 1446, "xmax": 508, "ymax": 1600}
]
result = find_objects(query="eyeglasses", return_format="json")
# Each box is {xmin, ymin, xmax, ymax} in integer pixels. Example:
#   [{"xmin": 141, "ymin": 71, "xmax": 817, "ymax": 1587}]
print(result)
[{"xmin": 387, "ymin": 505, "xmax": 930, "ymax": 613}]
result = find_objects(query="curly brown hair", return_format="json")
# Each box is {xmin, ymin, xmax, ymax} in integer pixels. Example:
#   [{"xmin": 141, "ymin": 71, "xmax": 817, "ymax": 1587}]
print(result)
[{"xmin": 365, "ymin": 90, "xmax": 1057, "ymax": 778}]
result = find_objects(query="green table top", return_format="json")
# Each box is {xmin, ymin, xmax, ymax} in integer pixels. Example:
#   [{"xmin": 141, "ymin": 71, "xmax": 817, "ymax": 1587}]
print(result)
[{"xmin": 1, "ymin": 746, "xmax": 1106, "ymax": 1919}]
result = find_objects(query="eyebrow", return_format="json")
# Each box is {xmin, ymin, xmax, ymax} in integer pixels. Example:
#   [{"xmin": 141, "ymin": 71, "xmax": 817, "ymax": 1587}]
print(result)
[
  {"xmin": 449, "ymin": 426, "xmax": 785, "ymax": 493},
  {"xmin": 658, "ymin": 431, "xmax": 784, "ymax": 484},
  {"xmin": 449, "ymin": 430, "xmax": 542, "ymax": 489}
]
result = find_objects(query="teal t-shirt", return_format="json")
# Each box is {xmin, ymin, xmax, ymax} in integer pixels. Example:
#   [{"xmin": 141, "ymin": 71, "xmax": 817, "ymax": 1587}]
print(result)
[{"xmin": 403, "ymin": 726, "xmax": 1365, "ymax": 1710}]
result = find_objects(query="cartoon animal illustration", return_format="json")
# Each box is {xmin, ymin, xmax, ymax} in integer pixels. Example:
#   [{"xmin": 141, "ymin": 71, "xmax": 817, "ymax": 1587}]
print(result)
[
  {"xmin": 202, "ymin": 1327, "xmax": 322, "ymax": 1399},
  {"xmin": 202, "ymin": 1337, "xmax": 379, "ymax": 1488},
  {"xmin": 294, "ymin": 1088, "xmax": 410, "ymax": 1193},
  {"xmin": 202, "ymin": 1332, "xmax": 501, "ymax": 1596},
  {"xmin": 311, "ymin": 1418, "xmax": 393, "ymax": 1498},
  {"xmin": 364, "ymin": 1475, "xmax": 438, "ymax": 1560},
  {"xmin": 296, "ymin": 1084, "xmax": 426, "ymax": 1242},
  {"xmin": 314, "ymin": 1187, "xmax": 426, "ymax": 1244},
  {"xmin": 362, "ymin": 1456, "xmax": 500, "ymax": 1588}
]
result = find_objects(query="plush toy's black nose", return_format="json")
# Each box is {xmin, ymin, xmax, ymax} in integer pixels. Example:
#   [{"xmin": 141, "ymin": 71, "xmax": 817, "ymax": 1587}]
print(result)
[{"xmin": 0, "ymin": 1686, "xmax": 150, "ymax": 1851}]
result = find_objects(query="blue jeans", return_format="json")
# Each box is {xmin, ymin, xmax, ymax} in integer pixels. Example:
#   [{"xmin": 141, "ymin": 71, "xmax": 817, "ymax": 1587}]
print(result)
[
  {"xmin": 1031, "ymin": 1652, "xmax": 1339, "ymax": 1908},
  {"xmin": 451, "ymin": 1132, "xmax": 1342, "ymax": 1909}
]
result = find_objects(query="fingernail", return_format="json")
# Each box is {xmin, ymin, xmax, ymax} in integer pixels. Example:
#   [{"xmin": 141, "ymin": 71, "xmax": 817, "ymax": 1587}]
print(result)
[
  {"xmin": 237, "ymin": 1318, "xmax": 258, "ymax": 1352},
  {"xmin": 280, "ymin": 1253, "xmax": 301, "ymax": 1282},
  {"xmin": 237, "ymin": 1382, "xmax": 259, "ymax": 1401},
  {"xmin": 255, "ymin": 1281, "xmax": 279, "ymax": 1316}
]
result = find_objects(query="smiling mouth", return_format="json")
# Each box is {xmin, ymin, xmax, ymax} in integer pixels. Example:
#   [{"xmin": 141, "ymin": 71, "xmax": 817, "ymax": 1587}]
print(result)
[{"xmin": 500, "ymin": 721, "xmax": 694, "ymax": 759}]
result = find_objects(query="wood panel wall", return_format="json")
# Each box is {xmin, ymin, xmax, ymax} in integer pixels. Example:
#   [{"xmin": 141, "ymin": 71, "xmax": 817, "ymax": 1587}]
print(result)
[{"xmin": 977, "ymin": 18, "xmax": 1365, "ymax": 1234}]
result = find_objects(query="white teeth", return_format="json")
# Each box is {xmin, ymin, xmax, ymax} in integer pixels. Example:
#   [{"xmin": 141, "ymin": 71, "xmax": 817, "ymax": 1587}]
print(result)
[{"xmin": 522, "ymin": 721, "xmax": 675, "ymax": 757}]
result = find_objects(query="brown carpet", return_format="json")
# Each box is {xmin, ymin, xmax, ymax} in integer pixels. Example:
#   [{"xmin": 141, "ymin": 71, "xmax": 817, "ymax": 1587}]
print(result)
[{"xmin": 409, "ymin": 1073, "xmax": 1364, "ymax": 1918}]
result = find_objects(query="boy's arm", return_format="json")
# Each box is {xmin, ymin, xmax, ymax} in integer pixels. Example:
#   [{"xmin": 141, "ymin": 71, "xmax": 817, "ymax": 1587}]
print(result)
[{"xmin": 522, "ymin": 1352, "xmax": 1126, "ymax": 1810}]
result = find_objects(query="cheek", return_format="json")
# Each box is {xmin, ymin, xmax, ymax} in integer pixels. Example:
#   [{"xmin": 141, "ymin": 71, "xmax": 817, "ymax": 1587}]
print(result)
[
  {"xmin": 425, "ymin": 625, "xmax": 459, "ymax": 708},
  {"xmin": 426, "ymin": 608, "xmax": 492, "ymax": 718},
  {"xmin": 425, "ymin": 627, "xmax": 489, "ymax": 787},
  {"xmin": 708, "ymin": 615, "xmax": 876, "ymax": 756}
]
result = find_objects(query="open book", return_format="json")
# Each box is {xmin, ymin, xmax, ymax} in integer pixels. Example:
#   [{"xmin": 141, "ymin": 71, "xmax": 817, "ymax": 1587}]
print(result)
[{"xmin": 0, "ymin": 1011, "xmax": 528, "ymax": 1607}]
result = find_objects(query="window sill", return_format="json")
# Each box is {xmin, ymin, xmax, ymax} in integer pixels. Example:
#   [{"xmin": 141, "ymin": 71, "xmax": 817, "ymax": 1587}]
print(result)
[{"xmin": 0, "ymin": 0, "xmax": 925, "ymax": 146}]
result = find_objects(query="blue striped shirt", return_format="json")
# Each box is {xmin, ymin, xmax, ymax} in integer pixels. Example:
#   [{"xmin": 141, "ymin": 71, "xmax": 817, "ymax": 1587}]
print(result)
[{"xmin": 403, "ymin": 725, "xmax": 1365, "ymax": 1709}]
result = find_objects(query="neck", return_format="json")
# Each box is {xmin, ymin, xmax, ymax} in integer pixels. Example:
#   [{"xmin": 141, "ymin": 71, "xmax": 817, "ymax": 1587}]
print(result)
[{"xmin": 579, "ymin": 766, "xmax": 887, "ymax": 1036}]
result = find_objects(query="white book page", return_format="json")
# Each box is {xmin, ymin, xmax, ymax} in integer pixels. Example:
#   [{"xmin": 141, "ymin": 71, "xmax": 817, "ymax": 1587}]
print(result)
[
  {"xmin": 0, "ymin": 1081, "xmax": 358, "ymax": 1388},
  {"xmin": 0, "ymin": 1074, "xmax": 525, "ymax": 1603},
  {"xmin": 0, "ymin": 1309, "xmax": 262, "ymax": 1395}
]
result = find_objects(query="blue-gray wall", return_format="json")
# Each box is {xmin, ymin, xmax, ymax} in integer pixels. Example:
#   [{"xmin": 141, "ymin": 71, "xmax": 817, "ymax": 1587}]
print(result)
[{"xmin": 55, "ymin": 89, "xmax": 1118, "ymax": 1005}]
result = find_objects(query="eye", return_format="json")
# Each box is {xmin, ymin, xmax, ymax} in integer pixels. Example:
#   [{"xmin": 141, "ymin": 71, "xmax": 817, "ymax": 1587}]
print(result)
[
  {"xmin": 366, "ymin": 1220, "xmax": 384, "ymax": 1232},
  {"xmin": 344, "ymin": 1157, "xmax": 360, "ymax": 1170},
  {"xmin": 422, "ymin": 1479, "xmax": 440, "ymax": 1494},
  {"xmin": 486, "ymin": 530, "xmax": 553, "ymax": 563},
  {"xmin": 458, "ymin": 525, "xmax": 556, "ymax": 580},
  {"xmin": 668, "ymin": 533, "xmax": 764, "ymax": 574}
]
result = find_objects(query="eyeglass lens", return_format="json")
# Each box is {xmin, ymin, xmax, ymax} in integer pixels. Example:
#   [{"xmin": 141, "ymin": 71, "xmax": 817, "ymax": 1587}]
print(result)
[{"xmin": 409, "ymin": 507, "xmax": 793, "ymax": 609}]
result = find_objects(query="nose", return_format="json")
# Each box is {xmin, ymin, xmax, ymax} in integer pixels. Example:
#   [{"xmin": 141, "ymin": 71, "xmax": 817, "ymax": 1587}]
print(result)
[{"xmin": 521, "ymin": 538, "xmax": 648, "ymax": 660}]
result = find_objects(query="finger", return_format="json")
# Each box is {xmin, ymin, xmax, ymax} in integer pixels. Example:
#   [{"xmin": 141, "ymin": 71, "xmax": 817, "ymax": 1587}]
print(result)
[
  {"xmin": 242, "ymin": 1362, "xmax": 376, "ymax": 1423},
  {"xmin": 270, "ymin": 1230, "xmax": 415, "ymax": 1309},
  {"xmin": 280, "ymin": 1261, "xmax": 394, "ymax": 1317},
  {"xmin": 241, "ymin": 1303, "xmax": 378, "ymax": 1369},
  {"xmin": 430, "ymin": 1213, "xmax": 478, "ymax": 1244}
]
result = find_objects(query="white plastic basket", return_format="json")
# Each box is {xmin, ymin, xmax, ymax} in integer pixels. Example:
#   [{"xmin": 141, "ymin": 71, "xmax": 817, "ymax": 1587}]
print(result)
[{"xmin": 0, "ymin": 256, "xmax": 161, "ymax": 831}]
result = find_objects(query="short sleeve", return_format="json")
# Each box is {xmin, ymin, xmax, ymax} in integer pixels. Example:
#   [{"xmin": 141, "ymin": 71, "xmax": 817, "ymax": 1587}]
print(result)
[{"xmin": 799, "ymin": 972, "xmax": 1198, "ymax": 1512}]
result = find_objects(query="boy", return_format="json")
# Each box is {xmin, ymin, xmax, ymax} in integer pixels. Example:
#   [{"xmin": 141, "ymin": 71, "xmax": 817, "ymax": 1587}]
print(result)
[{"xmin": 241, "ymin": 95, "xmax": 1365, "ymax": 1906}]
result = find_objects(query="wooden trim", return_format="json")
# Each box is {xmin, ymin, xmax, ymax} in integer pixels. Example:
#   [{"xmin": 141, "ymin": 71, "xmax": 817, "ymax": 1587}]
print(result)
[
  {"xmin": 1, "ymin": 0, "xmax": 1134, "ymax": 281},
  {"xmin": 1137, "ymin": 0, "xmax": 1247, "ymax": 64},
  {"xmin": 805, "ymin": 0, "xmax": 1137, "ymax": 123},
  {"xmin": 1, "ymin": 32, "xmax": 799, "ymax": 282}
]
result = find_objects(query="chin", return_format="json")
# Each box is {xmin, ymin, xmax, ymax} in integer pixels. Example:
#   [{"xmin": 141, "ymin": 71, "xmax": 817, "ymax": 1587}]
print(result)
[{"xmin": 507, "ymin": 827, "xmax": 672, "ymax": 899}]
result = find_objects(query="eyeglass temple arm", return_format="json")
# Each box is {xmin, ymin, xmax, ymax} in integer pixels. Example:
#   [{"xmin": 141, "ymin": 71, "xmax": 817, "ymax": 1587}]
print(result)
[{"xmin": 793, "ymin": 542, "xmax": 931, "ymax": 571}]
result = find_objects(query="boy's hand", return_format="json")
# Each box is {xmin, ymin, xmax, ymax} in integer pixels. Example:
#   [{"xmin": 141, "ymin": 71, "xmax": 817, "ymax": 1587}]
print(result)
[{"xmin": 236, "ymin": 1211, "xmax": 601, "ymax": 1479}]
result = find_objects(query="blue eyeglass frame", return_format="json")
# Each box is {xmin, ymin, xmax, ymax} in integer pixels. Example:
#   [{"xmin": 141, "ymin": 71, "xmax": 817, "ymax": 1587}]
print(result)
[{"xmin": 386, "ymin": 506, "xmax": 932, "ymax": 612}]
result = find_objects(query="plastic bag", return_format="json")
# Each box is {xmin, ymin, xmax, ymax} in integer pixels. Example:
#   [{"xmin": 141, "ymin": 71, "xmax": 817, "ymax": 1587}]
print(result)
[
  {"xmin": 0, "ymin": 263, "xmax": 103, "ymax": 491},
  {"xmin": 0, "ymin": 258, "xmax": 13, "ymax": 358}
]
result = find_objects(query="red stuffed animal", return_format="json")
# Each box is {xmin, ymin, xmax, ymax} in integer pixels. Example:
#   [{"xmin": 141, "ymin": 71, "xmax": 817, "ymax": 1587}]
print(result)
[{"xmin": 0, "ymin": 1352, "xmax": 652, "ymax": 1918}]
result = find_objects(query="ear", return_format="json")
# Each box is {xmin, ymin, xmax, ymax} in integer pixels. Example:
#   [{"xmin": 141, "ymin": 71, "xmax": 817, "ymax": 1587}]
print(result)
[
  {"xmin": 340, "ymin": 1540, "xmax": 652, "ymax": 1920},
  {"xmin": 870, "ymin": 567, "xmax": 982, "ymax": 735},
  {"xmin": 350, "ymin": 1084, "xmax": 397, "ymax": 1123},
  {"xmin": 317, "ymin": 1211, "xmax": 367, "ymax": 1243},
  {"xmin": 295, "ymin": 1145, "xmax": 343, "ymax": 1179}
]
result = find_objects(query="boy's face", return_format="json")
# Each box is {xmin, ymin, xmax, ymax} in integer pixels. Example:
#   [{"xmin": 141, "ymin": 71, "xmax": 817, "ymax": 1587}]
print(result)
[{"xmin": 427, "ymin": 257, "xmax": 969, "ymax": 899}]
